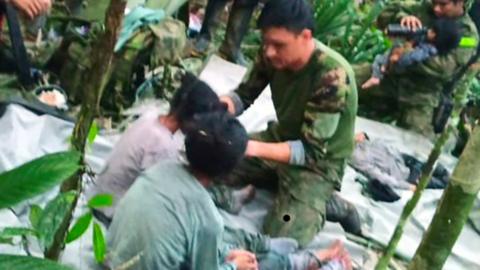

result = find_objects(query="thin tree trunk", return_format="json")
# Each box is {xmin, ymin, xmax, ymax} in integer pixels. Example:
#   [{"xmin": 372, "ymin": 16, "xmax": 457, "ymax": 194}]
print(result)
[
  {"xmin": 375, "ymin": 67, "xmax": 478, "ymax": 270},
  {"xmin": 45, "ymin": 0, "xmax": 126, "ymax": 260},
  {"xmin": 408, "ymin": 124, "xmax": 480, "ymax": 269}
]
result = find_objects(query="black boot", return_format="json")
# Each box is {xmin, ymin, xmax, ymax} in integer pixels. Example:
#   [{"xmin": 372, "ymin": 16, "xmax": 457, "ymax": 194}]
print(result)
[
  {"xmin": 218, "ymin": 0, "xmax": 258, "ymax": 66},
  {"xmin": 193, "ymin": 0, "xmax": 229, "ymax": 55},
  {"xmin": 326, "ymin": 193, "xmax": 362, "ymax": 236}
]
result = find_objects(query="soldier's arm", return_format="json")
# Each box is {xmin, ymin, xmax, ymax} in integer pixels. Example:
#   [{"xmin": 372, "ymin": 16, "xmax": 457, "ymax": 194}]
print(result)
[
  {"xmin": 301, "ymin": 66, "xmax": 351, "ymax": 164},
  {"xmin": 244, "ymin": 140, "xmax": 292, "ymax": 164},
  {"xmin": 9, "ymin": 0, "xmax": 51, "ymax": 19},
  {"xmin": 391, "ymin": 46, "xmax": 473, "ymax": 81},
  {"xmin": 224, "ymin": 51, "xmax": 271, "ymax": 116}
]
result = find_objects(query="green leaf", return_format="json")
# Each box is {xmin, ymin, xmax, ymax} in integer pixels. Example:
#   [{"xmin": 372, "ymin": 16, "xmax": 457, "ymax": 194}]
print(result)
[
  {"xmin": 92, "ymin": 222, "xmax": 107, "ymax": 263},
  {"xmin": 65, "ymin": 213, "xmax": 92, "ymax": 244},
  {"xmin": 0, "ymin": 151, "xmax": 81, "ymax": 209},
  {"xmin": 29, "ymin": 204, "xmax": 43, "ymax": 230},
  {"xmin": 37, "ymin": 191, "xmax": 77, "ymax": 251},
  {"xmin": 87, "ymin": 194, "xmax": 113, "ymax": 208},
  {"xmin": 0, "ymin": 237, "xmax": 14, "ymax": 245},
  {"xmin": 0, "ymin": 227, "xmax": 37, "ymax": 245},
  {"xmin": 87, "ymin": 120, "xmax": 99, "ymax": 146},
  {"xmin": 0, "ymin": 227, "xmax": 37, "ymax": 238},
  {"xmin": 0, "ymin": 255, "xmax": 74, "ymax": 270}
]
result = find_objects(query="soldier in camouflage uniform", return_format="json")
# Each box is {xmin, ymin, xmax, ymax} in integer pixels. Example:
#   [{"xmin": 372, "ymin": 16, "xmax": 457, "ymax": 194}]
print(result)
[
  {"xmin": 193, "ymin": 0, "xmax": 260, "ymax": 65},
  {"xmin": 360, "ymin": 0, "xmax": 478, "ymax": 138},
  {"xmin": 216, "ymin": 0, "xmax": 358, "ymax": 247}
]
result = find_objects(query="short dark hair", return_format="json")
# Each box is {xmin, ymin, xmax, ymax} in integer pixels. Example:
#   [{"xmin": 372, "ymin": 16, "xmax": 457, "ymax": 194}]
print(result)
[
  {"xmin": 169, "ymin": 72, "xmax": 227, "ymax": 127},
  {"xmin": 185, "ymin": 112, "xmax": 248, "ymax": 178},
  {"xmin": 431, "ymin": 18, "xmax": 461, "ymax": 55},
  {"xmin": 257, "ymin": 0, "xmax": 315, "ymax": 34}
]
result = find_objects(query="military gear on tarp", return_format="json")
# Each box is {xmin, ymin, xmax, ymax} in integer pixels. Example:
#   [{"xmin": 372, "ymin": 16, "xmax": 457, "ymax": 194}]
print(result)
[
  {"xmin": 114, "ymin": 6, "xmax": 166, "ymax": 52},
  {"xmin": 56, "ymin": 8, "xmax": 187, "ymax": 116}
]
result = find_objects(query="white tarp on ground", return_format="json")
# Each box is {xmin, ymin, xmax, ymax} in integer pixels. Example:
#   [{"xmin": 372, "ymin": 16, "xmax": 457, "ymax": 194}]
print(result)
[{"xmin": 0, "ymin": 55, "xmax": 479, "ymax": 269}]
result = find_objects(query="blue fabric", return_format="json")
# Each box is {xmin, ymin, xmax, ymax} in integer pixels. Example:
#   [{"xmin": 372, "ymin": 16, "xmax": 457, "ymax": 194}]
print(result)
[
  {"xmin": 395, "ymin": 43, "xmax": 438, "ymax": 68},
  {"xmin": 114, "ymin": 6, "xmax": 166, "ymax": 52}
]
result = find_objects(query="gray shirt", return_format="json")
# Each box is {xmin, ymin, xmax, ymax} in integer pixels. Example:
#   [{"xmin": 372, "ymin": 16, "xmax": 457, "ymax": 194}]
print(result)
[
  {"xmin": 350, "ymin": 139, "xmax": 412, "ymax": 190},
  {"xmin": 88, "ymin": 113, "xmax": 182, "ymax": 218}
]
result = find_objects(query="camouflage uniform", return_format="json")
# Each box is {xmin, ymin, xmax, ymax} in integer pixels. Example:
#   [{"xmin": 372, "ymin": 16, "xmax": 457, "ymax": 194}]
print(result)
[
  {"xmin": 196, "ymin": 0, "xmax": 259, "ymax": 65},
  {"xmin": 213, "ymin": 40, "xmax": 358, "ymax": 247},
  {"xmin": 360, "ymin": 0, "xmax": 479, "ymax": 137}
]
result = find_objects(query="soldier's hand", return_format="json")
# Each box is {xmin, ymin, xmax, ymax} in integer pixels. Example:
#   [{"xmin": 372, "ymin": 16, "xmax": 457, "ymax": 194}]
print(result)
[
  {"xmin": 400, "ymin": 16, "xmax": 422, "ymax": 31},
  {"xmin": 10, "ymin": 0, "xmax": 51, "ymax": 19}
]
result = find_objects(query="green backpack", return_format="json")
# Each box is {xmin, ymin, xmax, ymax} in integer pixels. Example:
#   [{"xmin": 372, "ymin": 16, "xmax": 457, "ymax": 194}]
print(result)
[{"xmin": 56, "ymin": 16, "xmax": 186, "ymax": 117}]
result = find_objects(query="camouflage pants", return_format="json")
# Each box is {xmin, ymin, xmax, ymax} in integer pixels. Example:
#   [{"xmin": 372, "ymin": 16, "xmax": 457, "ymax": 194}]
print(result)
[
  {"xmin": 355, "ymin": 63, "xmax": 436, "ymax": 138},
  {"xmin": 199, "ymin": 0, "xmax": 259, "ymax": 56},
  {"xmin": 210, "ymin": 132, "xmax": 341, "ymax": 247}
]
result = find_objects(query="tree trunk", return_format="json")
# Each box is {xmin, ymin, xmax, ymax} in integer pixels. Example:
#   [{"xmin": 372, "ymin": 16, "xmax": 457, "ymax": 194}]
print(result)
[
  {"xmin": 375, "ymin": 67, "xmax": 478, "ymax": 270},
  {"xmin": 45, "ymin": 0, "xmax": 126, "ymax": 260},
  {"xmin": 408, "ymin": 124, "xmax": 480, "ymax": 269}
]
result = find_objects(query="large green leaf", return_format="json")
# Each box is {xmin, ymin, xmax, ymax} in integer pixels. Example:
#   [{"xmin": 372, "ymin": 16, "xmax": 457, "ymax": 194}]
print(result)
[
  {"xmin": 0, "ymin": 151, "xmax": 81, "ymax": 209},
  {"xmin": 87, "ymin": 193, "xmax": 113, "ymax": 208},
  {"xmin": 92, "ymin": 222, "xmax": 106, "ymax": 263},
  {"xmin": 29, "ymin": 204, "xmax": 43, "ymax": 230},
  {"xmin": 0, "ymin": 227, "xmax": 37, "ymax": 244},
  {"xmin": 0, "ymin": 227, "xmax": 37, "ymax": 238},
  {"xmin": 0, "ymin": 255, "xmax": 74, "ymax": 270},
  {"xmin": 65, "ymin": 213, "xmax": 92, "ymax": 243},
  {"xmin": 37, "ymin": 191, "xmax": 77, "ymax": 251},
  {"xmin": 87, "ymin": 120, "xmax": 99, "ymax": 146}
]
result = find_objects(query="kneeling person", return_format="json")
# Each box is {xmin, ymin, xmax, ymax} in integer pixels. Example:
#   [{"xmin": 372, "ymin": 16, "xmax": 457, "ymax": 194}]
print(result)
[{"xmin": 107, "ymin": 112, "xmax": 352, "ymax": 270}]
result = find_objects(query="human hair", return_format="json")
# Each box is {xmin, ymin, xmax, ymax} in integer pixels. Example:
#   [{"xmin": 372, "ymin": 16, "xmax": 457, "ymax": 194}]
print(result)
[
  {"xmin": 185, "ymin": 112, "xmax": 248, "ymax": 178},
  {"xmin": 257, "ymin": 0, "xmax": 315, "ymax": 34},
  {"xmin": 169, "ymin": 72, "xmax": 227, "ymax": 127},
  {"xmin": 431, "ymin": 18, "xmax": 461, "ymax": 55}
]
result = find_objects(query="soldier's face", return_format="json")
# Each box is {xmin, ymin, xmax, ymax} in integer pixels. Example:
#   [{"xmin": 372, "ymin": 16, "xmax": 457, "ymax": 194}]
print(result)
[
  {"xmin": 261, "ymin": 27, "xmax": 312, "ymax": 70},
  {"xmin": 432, "ymin": 0, "xmax": 464, "ymax": 18}
]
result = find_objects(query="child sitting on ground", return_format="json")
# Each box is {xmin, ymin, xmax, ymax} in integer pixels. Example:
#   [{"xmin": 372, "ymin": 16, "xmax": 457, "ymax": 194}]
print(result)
[{"xmin": 362, "ymin": 18, "xmax": 461, "ymax": 89}]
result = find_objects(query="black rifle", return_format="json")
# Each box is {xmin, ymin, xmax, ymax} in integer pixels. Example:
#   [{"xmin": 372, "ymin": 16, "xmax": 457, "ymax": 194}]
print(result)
[{"xmin": 432, "ymin": 40, "xmax": 480, "ymax": 133}]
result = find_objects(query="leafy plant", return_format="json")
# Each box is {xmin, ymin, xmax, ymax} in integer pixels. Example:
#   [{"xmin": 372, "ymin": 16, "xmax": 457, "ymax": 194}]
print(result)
[
  {"xmin": 92, "ymin": 222, "xmax": 107, "ymax": 263},
  {"xmin": 36, "ymin": 191, "xmax": 77, "ymax": 251},
  {"xmin": 313, "ymin": 0, "xmax": 389, "ymax": 64},
  {"xmin": 64, "ymin": 193, "xmax": 113, "ymax": 262},
  {"xmin": 0, "ymin": 151, "xmax": 81, "ymax": 209},
  {"xmin": 0, "ymin": 255, "xmax": 74, "ymax": 270}
]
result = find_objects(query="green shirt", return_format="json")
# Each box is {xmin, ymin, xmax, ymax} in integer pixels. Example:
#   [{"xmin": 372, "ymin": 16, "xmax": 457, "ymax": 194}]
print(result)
[
  {"xmin": 107, "ymin": 161, "xmax": 236, "ymax": 270},
  {"xmin": 234, "ymin": 40, "xmax": 358, "ymax": 168}
]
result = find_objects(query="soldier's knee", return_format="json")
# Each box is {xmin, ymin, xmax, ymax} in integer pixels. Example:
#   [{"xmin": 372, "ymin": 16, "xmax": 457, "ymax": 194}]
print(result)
[{"xmin": 263, "ymin": 198, "xmax": 324, "ymax": 248}]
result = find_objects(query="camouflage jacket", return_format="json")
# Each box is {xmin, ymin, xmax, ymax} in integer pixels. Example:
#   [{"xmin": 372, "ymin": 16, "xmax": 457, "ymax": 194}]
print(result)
[
  {"xmin": 378, "ymin": 0, "xmax": 479, "ymax": 107},
  {"xmin": 233, "ymin": 40, "xmax": 358, "ymax": 170}
]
